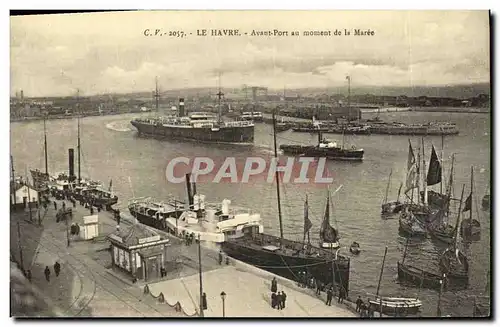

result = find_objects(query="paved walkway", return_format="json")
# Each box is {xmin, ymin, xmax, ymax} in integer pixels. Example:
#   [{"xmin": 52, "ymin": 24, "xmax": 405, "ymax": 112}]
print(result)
[
  {"xmin": 147, "ymin": 265, "xmax": 356, "ymax": 317},
  {"xmin": 11, "ymin": 199, "xmax": 179, "ymax": 317}
]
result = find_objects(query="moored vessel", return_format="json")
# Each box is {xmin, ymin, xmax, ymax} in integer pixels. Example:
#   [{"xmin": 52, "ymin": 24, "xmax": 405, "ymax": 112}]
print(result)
[
  {"xmin": 221, "ymin": 112, "xmax": 351, "ymax": 294},
  {"xmin": 280, "ymin": 131, "xmax": 364, "ymax": 161},
  {"xmin": 130, "ymin": 79, "xmax": 254, "ymax": 145}
]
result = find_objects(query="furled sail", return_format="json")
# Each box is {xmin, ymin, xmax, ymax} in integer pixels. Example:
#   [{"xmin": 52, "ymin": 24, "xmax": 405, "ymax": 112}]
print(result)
[
  {"xmin": 405, "ymin": 140, "xmax": 418, "ymax": 193},
  {"xmin": 319, "ymin": 194, "xmax": 338, "ymax": 243},
  {"xmin": 304, "ymin": 195, "xmax": 313, "ymax": 236},
  {"xmin": 427, "ymin": 145, "xmax": 442, "ymax": 186}
]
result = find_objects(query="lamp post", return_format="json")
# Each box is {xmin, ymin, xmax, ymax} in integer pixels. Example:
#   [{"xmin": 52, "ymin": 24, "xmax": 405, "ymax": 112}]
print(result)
[{"xmin": 220, "ymin": 291, "xmax": 226, "ymax": 317}]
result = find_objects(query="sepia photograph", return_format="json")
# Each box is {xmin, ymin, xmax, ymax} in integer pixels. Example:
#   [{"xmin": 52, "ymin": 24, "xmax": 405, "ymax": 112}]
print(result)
[{"xmin": 9, "ymin": 10, "xmax": 491, "ymax": 318}]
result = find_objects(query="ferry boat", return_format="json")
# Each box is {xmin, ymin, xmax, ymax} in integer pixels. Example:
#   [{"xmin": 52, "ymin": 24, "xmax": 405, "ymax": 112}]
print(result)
[
  {"xmin": 130, "ymin": 82, "xmax": 254, "ymax": 145},
  {"xmin": 127, "ymin": 185, "xmax": 263, "ymax": 243}
]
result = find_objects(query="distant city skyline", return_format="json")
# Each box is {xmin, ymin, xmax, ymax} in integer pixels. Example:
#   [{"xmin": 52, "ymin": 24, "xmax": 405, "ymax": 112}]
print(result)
[{"xmin": 10, "ymin": 11, "xmax": 490, "ymax": 97}]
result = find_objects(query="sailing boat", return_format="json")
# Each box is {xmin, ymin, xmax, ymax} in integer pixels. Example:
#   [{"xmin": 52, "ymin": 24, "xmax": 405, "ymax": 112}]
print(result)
[
  {"xmin": 460, "ymin": 166, "xmax": 481, "ymax": 238},
  {"xmin": 397, "ymin": 237, "xmax": 447, "ymax": 290},
  {"xmin": 369, "ymin": 246, "xmax": 422, "ymax": 316},
  {"xmin": 427, "ymin": 154, "xmax": 457, "ymax": 244},
  {"xmin": 381, "ymin": 169, "xmax": 404, "ymax": 215},
  {"xmin": 398, "ymin": 140, "xmax": 426, "ymax": 236},
  {"xmin": 30, "ymin": 116, "xmax": 50, "ymax": 191},
  {"xmin": 439, "ymin": 184, "xmax": 469, "ymax": 283},
  {"xmin": 420, "ymin": 134, "xmax": 449, "ymax": 209},
  {"xmin": 221, "ymin": 110, "xmax": 351, "ymax": 294},
  {"xmin": 319, "ymin": 189, "xmax": 340, "ymax": 249}
]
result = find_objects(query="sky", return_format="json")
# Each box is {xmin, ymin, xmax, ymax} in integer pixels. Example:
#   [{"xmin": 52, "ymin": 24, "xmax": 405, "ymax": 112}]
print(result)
[{"xmin": 10, "ymin": 10, "xmax": 491, "ymax": 97}]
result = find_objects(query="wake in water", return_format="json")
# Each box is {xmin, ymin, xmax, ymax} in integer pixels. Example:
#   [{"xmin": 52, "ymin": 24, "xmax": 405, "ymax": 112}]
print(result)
[
  {"xmin": 254, "ymin": 144, "xmax": 283, "ymax": 155},
  {"xmin": 106, "ymin": 121, "xmax": 132, "ymax": 132}
]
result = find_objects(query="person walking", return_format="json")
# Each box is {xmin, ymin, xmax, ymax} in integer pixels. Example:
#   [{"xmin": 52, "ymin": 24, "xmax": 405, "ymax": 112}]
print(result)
[
  {"xmin": 281, "ymin": 291, "xmax": 287, "ymax": 309},
  {"xmin": 276, "ymin": 292, "xmax": 283, "ymax": 310},
  {"xmin": 326, "ymin": 287, "xmax": 333, "ymax": 306},
  {"xmin": 54, "ymin": 261, "xmax": 61, "ymax": 277},
  {"xmin": 271, "ymin": 292, "xmax": 277, "ymax": 309},
  {"xmin": 44, "ymin": 266, "xmax": 51, "ymax": 282},
  {"xmin": 316, "ymin": 280, "xmax": 322, "ymax": 295},
  {"xmin": 338, "ymin": 287, "xmax": 345, "ymax": 304},
  {"xmin": 218, "ymin": 250, "xmax": 223, "ymax": 265},
  {"xmin": 26, "ymin": 270, "xmax": 32, "ymax": 283},
  {"xmin": 355, "ymin": 296, "xmax": 363, "ymax": 312},
  {"xmin": 53, "ymin": 201, "xmax": 57, "ymax": 210},
  {"xmin": 271, "ymin": 277, "xmax": 278, "ymax": 293}
]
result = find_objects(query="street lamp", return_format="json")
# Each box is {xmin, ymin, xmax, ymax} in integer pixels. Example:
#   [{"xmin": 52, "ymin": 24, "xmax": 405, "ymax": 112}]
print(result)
[{"xmin": 220, "ymin": 291, "xmax": 226, "ymax": 317}]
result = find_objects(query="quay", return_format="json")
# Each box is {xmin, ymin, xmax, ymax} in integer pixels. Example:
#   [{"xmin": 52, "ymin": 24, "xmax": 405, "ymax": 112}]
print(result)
[{"xmin": 10, "ymin": 195, "xmax": 357, "ymax": 318}]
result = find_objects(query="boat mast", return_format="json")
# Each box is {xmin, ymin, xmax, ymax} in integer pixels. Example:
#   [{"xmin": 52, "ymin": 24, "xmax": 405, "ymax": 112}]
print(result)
[
  {"xmin": 43, "ymin": 115, "xmax": 48, "ymax": 176},
  {"xmin": 383, "ymin": 169, "xmax": 393, "ymax": 206},
  {"xmin": 76, "ymin": 89, "xmax": 81, "ymax": 183},
  {"xmin": 375, "ymin": 246, "xmax": 388, "ymax": 298},
  {"xmin": 217, "ymin": 73, "xmax": 223, "ymax": 125},
  {"xmin": 272, "ymin": 110, "xmax": 285, "ymax": 245},
  {"xmin": 454, "ymin": 184, "xmax": 466, "ymax": 249},
  {"xmin": 154, "ymin": 76, "xmax": 160, "ymax": 111},
  {"xmin": 441, "ymin": 131, "xmax": 445, "ymax": 195},
  {"xmin": 402, "ymin": 237, "xmax": 409, "ymax": 264},
  {"xmin": 422, "ymin": 138, "xmax": 428, "ymax": 206},
  {"xmin": 11, "ymin": 155, "xmax": 16, "ymax": 207},
  {"xmin": 445, "ymin": 154, "xmax": 455, "ymax": 219},
  {"xmin": 470, "ymin": 166, "xmax": 474, "ymax": 229}
]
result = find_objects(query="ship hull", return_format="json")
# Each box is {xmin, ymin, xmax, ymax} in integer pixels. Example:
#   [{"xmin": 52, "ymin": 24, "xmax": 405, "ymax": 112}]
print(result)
[
  {"xmin": 131, "ymin": 120, "xmax": 255, "ymax": 144},
  {"xmin": 128, "ymin": 207, "xmax": 181, "ymax": 230},
  {"xmin": 221, "ymin": 235, "xmax": 351, "ymax": 294},
  {"xmin": 280, "ymin": 145, "xmax": 364, "ymax": 161}
]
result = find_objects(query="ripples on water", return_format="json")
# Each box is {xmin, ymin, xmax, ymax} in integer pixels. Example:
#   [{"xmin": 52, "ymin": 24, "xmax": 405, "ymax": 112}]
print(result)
[{"xmin": 10, "ymin": 111, "xmax": 491, "ymax": 317}]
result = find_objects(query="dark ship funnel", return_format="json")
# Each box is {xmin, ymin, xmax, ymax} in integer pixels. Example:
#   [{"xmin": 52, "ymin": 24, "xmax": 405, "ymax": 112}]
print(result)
[
  {"xmin": 185, "ymin": 173, "xmax": 193, "ymax": 207},
  {"xmin": 178, "ymin": 98, "xmax": 185, "ymax": 117},
  {"xmin": 68, "ymin": 148, "xmax": 75, "ymax": 182}
]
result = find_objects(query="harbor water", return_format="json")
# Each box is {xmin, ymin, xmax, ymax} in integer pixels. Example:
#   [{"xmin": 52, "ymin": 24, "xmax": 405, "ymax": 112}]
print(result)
[{"xmin": 10, "ymin": 109, "xmax": 491, "ymax": 317}]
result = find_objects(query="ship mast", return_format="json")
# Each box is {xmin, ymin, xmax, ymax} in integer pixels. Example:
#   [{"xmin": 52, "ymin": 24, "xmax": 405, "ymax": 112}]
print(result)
[
  {"xmin": 217, "ymin": 73, "xmax": 223, "ymax": 124},
  {"xmin": 43, "ymin": 115, "xmax": 48, "ymax": 176},
  {"xmin": 154, "ymin": 76, "xmax": 160, "ymax": 111},
  {"xmin": 76, "ymin": 89, "xmax": 81, "ymax": 183},
  {"xmin": 272, "ymin": 110, "xmax": 285, "ymax": 246}
]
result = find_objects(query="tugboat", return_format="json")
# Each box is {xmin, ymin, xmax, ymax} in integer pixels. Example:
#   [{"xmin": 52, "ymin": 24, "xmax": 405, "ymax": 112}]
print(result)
[
  {"xmin": 130, "ymin": 78, "xmax": 254, "ymax": 145},
  {"xmin": 221, "ymin": 112, "xmax": 351, "ymax": 294},
  {"xmin": 280, "ymin": 131, "xmax": 364, "ymax": 161}
]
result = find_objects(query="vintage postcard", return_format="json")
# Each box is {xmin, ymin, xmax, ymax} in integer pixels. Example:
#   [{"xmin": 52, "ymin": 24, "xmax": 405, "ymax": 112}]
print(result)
[{"xmin": 9, "ymin": 10, "xmax": 491, "ymax": 318}]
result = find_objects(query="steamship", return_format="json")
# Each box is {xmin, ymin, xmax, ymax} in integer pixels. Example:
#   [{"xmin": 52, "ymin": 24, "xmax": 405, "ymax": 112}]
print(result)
[{"xmin": 130, "ymin": 83, "xmax": 254, "ymax": 144}]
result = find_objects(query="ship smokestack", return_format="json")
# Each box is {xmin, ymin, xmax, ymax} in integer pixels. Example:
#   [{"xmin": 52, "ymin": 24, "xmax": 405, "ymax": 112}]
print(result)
[
  {"xmin": 68, "ymin": 148, "xmax": 75, "ymax": 182},
  {"xmin": 185, "ymin": 173, "xmax": 193, "ymax": 208},
  {"xmin": 179, "ymin": 98, "xmax": 185, "ymax": 117}
]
